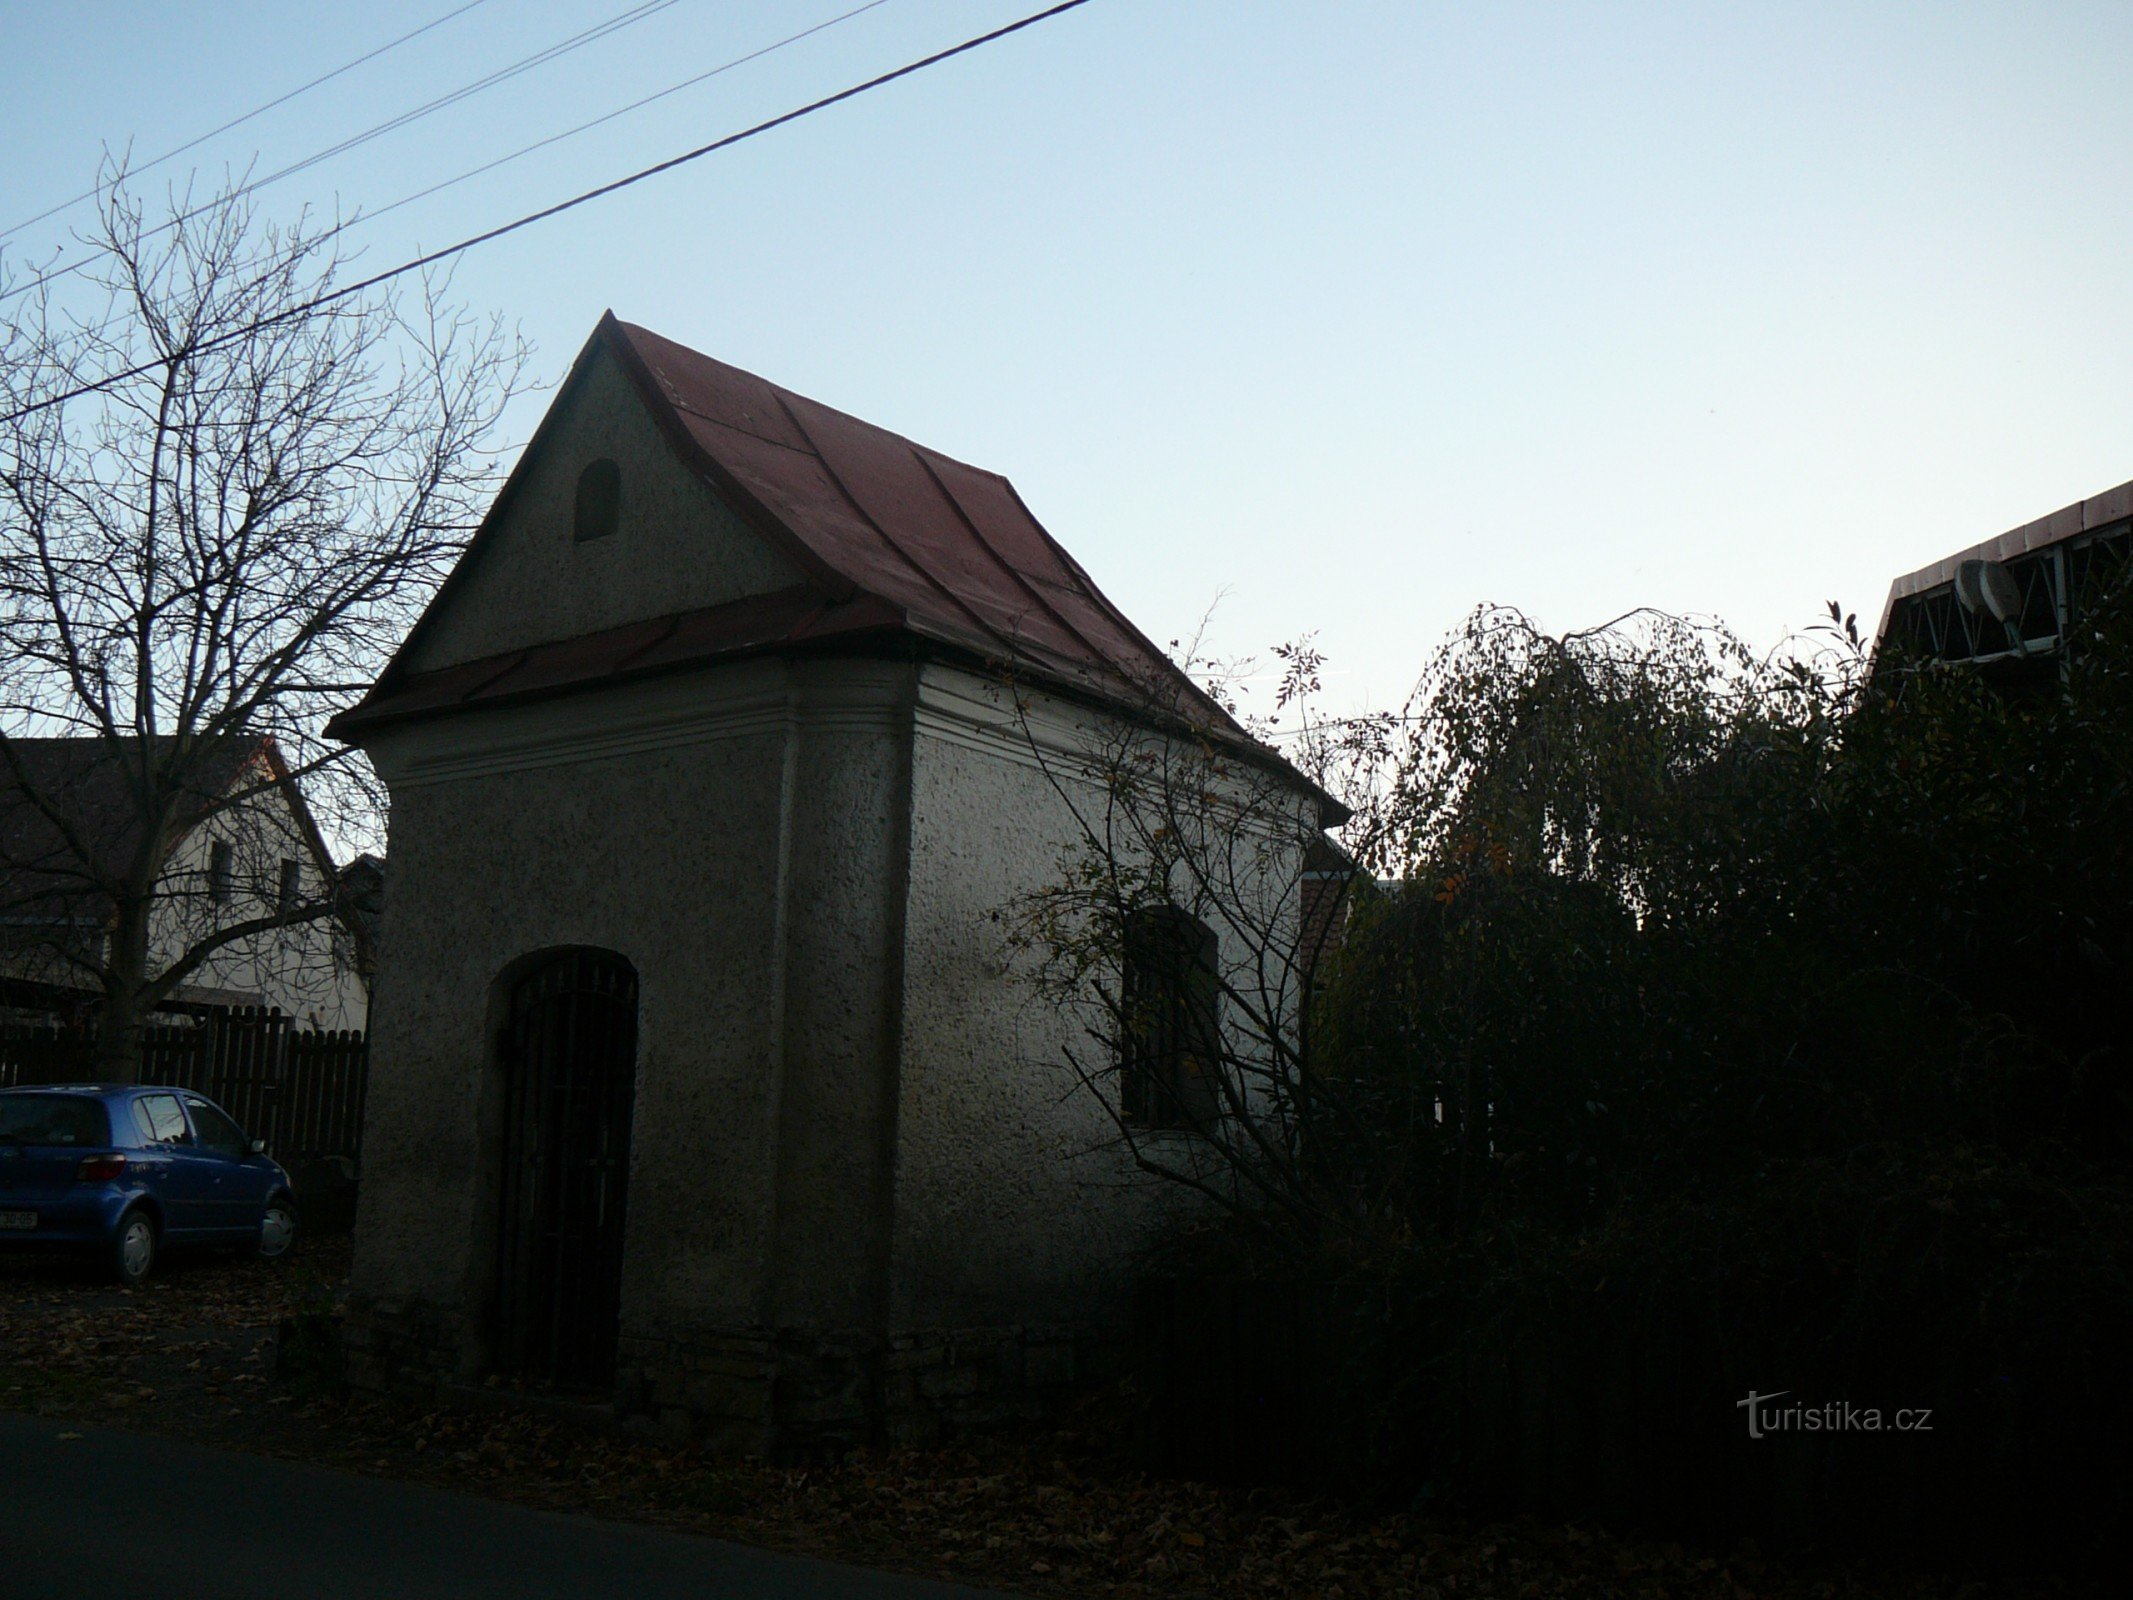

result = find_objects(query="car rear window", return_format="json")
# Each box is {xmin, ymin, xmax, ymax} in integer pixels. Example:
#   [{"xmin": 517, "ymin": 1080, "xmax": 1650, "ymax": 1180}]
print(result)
[
  {"xmin": 0, "ymin": 1094, "xmax": 112, "ymax": 1147},
  {"xmin": 136, "ymin": 1094, "xmax": 191, "ymax": 1146}
]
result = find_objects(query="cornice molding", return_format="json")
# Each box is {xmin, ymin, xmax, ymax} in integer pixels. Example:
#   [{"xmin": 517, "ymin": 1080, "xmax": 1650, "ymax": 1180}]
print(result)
[{"xmin": 370, "ymin": 660, "xmax": 910, "ymax": 788}]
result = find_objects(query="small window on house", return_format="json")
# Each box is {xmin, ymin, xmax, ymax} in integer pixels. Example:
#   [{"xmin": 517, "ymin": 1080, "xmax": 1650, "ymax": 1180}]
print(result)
[
  {"xmin": 208, "ymin": 840, "xmax": 234, "ymax": 904},
  {"xmin": 278, "ymin": 858, "xmax": 302, "ymax": 914},
  {"xmin": 1120, "ymin": 905, "xmax": 1222, "ymax": 1131},
  {"xmin": 574, "ymin": 458, "xmax": 622, "ymax": 543}
]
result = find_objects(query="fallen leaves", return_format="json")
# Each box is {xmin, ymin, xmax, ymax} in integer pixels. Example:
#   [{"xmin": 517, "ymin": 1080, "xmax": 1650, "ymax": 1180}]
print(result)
[{"xmin": 0, "ymin": 1241, "xmax": 2080, "ymax": 1600}]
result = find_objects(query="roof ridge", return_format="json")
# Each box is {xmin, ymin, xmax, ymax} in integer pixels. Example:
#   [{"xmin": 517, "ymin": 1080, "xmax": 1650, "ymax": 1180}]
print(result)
[{"xmin": 615, "ymin": 320, "xmax": 1020, "ymax": 486}]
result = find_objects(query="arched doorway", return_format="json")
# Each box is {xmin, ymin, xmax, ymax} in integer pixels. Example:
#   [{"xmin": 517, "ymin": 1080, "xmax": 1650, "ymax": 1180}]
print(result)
[{"xmin": 493, "ymin": 947, "xmax": 639, "ymax": 1389}]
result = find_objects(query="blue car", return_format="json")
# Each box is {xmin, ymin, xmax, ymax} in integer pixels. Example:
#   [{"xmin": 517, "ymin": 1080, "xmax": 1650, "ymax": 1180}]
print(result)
[{"xmin": 0, "ymin": 1084, "xmax": 297, "ymax": 1285}]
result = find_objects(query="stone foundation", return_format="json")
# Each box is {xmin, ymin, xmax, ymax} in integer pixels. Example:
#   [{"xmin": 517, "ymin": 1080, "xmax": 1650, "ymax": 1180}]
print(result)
[
  {"xmin": 345, "ymin": 1297, "xmax": 1104, "ymax": 1457},
  {"xmin": 342, "ymin": 1293, "xmax": 467, "ymax": 1400},
  {"xmin": 615, "ymin": 1323, "xmax": 1102, "ymax": 1455}
]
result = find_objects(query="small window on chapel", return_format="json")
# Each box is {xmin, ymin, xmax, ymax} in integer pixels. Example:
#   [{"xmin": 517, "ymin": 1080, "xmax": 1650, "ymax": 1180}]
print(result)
[
  {"xmin": 574, "ymin": 458, "xmax": 622, "ymax": 543},
  {"xmin": 1120, "ymin": 905, "xmax": 1223, "ymax": 1131}
]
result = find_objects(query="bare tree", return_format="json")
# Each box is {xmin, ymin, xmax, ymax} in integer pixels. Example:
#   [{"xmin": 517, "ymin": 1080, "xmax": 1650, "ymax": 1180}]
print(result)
[
  {"xmin": 1000, "ymin": 633, "xmax": 1392, "ymax": 1249},
  {"xmin": 1003, "ymin": 605, "xmax": 1871, "ymax": 1257},
  {"xmin": 0, "ymin": 171, "xmax": 528, "ymax": 1078}
]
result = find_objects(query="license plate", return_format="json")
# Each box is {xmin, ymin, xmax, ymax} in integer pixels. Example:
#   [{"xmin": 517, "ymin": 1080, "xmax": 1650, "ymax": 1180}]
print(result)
[{"xmin": 0, "ymin": 1211, "xmax": 37, "ymax": 1230}]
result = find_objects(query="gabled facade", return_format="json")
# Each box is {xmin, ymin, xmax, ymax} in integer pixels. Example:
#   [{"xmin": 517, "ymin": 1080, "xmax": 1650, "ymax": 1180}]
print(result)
[
  {"xmin": 329, "ymin": 316, "xmax": 1337, "ymax": 1449},
  {"xmin": 0, "ymin": 735, "xmax": 368, "ymax": 1030}
]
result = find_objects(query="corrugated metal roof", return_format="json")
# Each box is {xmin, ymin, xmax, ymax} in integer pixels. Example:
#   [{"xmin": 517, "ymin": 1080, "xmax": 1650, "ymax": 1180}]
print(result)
[{"xmin": 328, "ymin": 315, "xmax": 1260, "ymax": 751}]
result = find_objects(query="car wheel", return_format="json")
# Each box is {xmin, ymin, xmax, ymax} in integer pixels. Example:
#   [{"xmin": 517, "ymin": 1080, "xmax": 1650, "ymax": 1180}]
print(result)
[
  {"xmin": 257, "ymin": 1197, "xmax": 297, "ymax": 1261},
  {"xmin": 112, "ymin": 1209, "xmax": 157, "ymax": 1287}
]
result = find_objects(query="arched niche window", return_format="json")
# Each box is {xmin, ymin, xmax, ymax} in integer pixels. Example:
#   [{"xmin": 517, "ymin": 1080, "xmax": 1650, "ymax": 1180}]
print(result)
[
  {"xmin": 1120, "ymin": 905, "xmax": 1222, "ymax": 1130},
  {"xmin": 573, "ymin": 458, "xmax": 621, "ymax": 543}
]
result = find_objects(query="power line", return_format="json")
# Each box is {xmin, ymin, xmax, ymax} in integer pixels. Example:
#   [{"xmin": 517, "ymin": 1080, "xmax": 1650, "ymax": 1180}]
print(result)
[
  {"xmin": 241, "ymin": 0, "xmax": 689, "ymax": 200},
  {"xmin": 38, "ymin": 1, "xmax": 896, "ymax": 362},
  {"xmin": 0, "ymin": 0, "xmax": 894, "ymax": 371},
  {"xmin": 358, "ymin": 0, "xmax": 896, "ymax": 234},
  {"xmin": 0, "ymin": 0, "xmax": 1096, "ymax": 430},
  {"xmin": 1, "ymin": 0, "xmax": 688, "ymax": 307},
  {"xmin": 0, "ymin": 0, "xmax": 497, "ymax": 246}
]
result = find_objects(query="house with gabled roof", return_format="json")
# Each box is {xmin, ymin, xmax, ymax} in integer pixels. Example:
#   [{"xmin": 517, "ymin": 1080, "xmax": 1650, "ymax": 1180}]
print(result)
[
  {"xmin": 326, "ymin": 314, "xmax": 1341, "ymax": 1451},
  {"xmin": 0, "ymin": 733, "xmax": 368, "ymax": 1031}
]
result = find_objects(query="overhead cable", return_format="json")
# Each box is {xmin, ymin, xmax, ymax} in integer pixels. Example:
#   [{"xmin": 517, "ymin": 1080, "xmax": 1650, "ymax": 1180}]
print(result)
[
  {"xmin": 1, "ymin": 0, "xmax": 688, "ymax": 305},
  {"xmin": 0, "ymin": 0, "xmax": 498, "ymax": 245},
  {"xmin": 43, "ymin": 1, "xmax": 898, "ymax": 353},
  {"xmin": 0, "ymin": 0, "xmax": 1096, "ymax": 429},
  {"xmin": 359, "ymin": 0, "xmax": 896, "ymax": 233}
]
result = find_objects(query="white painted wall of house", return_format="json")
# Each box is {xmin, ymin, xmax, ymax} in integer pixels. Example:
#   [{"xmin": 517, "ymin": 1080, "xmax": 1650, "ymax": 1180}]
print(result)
[
  {"xmin": 354, "ymin": 652, "xmax": 1306, "ymax": 1362},
  {"xmin": 151, "ymin": 772, "xmax": 369, "ymax": 1030},
  {"xmin": 895, "ymin": 665, "xmax": 1225, "ymax": 1331},
  {"xmin": 893, "ymin": 662, "xmax": 1317, "ymax": 1331},
  {"xmin": 354, "ymin": 662, "xmax": 801, "ymax": 1348}
]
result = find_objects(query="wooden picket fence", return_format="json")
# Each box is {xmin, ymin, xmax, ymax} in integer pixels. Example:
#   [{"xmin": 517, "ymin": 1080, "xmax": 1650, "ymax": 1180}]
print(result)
[{"xmin": 0, "ymin": 1005, "xmax": 368, "ymax": 1168}]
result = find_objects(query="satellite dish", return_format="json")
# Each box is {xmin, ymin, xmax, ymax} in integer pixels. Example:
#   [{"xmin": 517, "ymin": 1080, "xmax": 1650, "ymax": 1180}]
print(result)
[{"xmin": 1955, "ymin": 558, "xmax": 2023, "ymax": 625}]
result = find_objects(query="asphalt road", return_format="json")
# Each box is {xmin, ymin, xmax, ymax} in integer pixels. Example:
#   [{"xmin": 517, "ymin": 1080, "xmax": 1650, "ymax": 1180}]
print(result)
[{"xmin": 0, "ymin": 1412, "xmax": 1015, "ymax": 1600}]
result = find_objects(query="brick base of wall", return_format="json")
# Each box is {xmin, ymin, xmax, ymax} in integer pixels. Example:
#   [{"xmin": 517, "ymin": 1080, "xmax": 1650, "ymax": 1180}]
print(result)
[{"xmin": 344, "ymin": 1298, "xmax": 1104, "ymax": 1457}]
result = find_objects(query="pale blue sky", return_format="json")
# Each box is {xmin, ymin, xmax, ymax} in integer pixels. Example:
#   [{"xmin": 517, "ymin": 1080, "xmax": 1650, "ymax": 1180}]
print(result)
[{"xmin": 6, "ymin": 1, "xmax": 2131, "ymax": 714}]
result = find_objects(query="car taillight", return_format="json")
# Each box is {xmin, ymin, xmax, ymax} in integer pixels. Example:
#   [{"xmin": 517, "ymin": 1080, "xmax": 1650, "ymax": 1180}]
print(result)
[{"xmin": 75, "ymin": 1153, "xmax": 127, "ymax": 1182}]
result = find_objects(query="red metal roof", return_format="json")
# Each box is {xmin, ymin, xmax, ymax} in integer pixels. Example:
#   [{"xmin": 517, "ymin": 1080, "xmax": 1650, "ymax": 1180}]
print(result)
[{"xmin": 328, "ymin": 315, "xmax": 1248, "ymax": 746}]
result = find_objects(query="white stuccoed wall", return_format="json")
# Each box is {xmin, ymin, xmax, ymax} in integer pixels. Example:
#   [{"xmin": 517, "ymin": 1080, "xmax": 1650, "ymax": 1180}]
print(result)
[
  {"xmin": 150, "ymin": 774, "xmax": 369, "ymax": 1029},
  {"xmin": 352, "ymin": 649, "xmax": 1308, "ymax": 1376},
  {"xmin": 352, "ymin": 657, "xmax": 910, "ymax": 1364},
  {"xmin": 890, "ymin": 664, "xmax": 1302, "ymax": 1333}
]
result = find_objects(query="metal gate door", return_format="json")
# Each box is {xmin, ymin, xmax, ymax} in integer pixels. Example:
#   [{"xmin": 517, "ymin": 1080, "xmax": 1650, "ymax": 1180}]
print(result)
[{"xmin": 494, "ymin": 948, "xmax": 639, "ymax": 1389}]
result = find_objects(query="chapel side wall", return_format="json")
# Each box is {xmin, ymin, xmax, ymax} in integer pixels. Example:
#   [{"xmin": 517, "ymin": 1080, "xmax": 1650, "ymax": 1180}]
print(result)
[
  {"xmin": 344, "ymin": 689, "xmax": 791, "ymax": 1392},
  {"xmin": 889, "ymin": 669, "xmax": 1218, "ymax": 1341}
]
